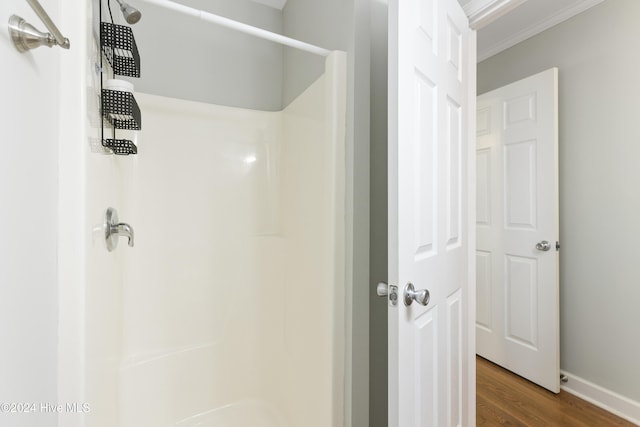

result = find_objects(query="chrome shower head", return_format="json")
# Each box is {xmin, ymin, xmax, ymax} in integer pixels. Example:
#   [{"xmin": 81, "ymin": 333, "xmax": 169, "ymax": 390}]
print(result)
[{"xmin": 115, "ymin": 0, "xmax": 142, "ymax": 25}]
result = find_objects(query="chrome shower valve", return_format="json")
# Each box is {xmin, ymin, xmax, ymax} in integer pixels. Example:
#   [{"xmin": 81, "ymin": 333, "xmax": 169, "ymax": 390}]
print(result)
[{"xmin": 105, "ymin": 207, "xmax": 135, "ymax": 251}]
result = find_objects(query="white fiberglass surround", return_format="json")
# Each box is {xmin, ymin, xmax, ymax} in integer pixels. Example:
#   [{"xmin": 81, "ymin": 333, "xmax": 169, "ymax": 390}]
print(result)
[{"xmin": 82, "ymin": 52, "xmax": 346, "ymax": 427}]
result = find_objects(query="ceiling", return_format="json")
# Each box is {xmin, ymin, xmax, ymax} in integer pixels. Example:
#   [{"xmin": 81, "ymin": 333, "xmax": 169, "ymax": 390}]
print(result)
[{"xmin": 475, "ymin": 0, "xmax": 605, "ymax": 61}]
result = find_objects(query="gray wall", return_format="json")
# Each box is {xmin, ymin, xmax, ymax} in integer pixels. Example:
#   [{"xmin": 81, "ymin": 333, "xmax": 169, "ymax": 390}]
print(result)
[
  {"xmin": 350, "ymin": 2, "xmax": 371, "ymax": 425},
  {"xmin": 128, "ymin": 0, "xmax": 284, "ymax": 110},
  {"xmin": 282, "ymin": 1, "xmax": 371, "ymax": 426},
  {"xmin": 128, "ymin": 0, "xmax": 365, "ymax": 112},
  {"xmin": 478, "ymin": 0, "xmax": 640, "ymax": 403},
  {"xmin": 369, "ymin": 1, "xmax": 388, "ymax": 426},
  {"xmin": 282, "ymin": 0, "xmax": 351, "ymax": 106},
  {"xmin": 0, "ymin": 1, "xmax": 59, "ymax": 425}
]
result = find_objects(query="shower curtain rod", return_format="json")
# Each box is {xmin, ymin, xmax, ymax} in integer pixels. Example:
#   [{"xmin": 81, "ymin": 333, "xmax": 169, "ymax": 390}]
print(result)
[{"xmin": 138, "ymin": 0, "xmax": 332, "ymax": 57}]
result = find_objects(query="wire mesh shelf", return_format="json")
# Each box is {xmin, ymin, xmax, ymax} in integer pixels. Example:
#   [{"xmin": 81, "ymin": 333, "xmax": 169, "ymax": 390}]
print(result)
[
  {"xmin": 100, "ymin": 22, "xmax": 140, "ymax": 78},
  {"xmin": 102, "ymin": 138, "xmax": 138, "ymax": 155},
  {"xmin": 102, "ymin": 89, "xmax": 141, "ymax": 130}
]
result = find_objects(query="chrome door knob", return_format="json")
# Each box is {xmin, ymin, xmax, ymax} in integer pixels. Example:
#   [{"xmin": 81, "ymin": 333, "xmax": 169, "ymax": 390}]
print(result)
[
  {"xmin": 536, "ymin": 240, "xmax": 551, "ymax": 251},
  {"xmin": 404, "ymin": 282, "xmax": 430, "ymax": 307}
]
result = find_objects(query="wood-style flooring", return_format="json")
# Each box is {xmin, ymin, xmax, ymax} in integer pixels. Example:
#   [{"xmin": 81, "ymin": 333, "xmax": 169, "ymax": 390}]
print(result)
[{"xmin": 477, "ymin": 356, "xmax": 636, "ymax": 426}]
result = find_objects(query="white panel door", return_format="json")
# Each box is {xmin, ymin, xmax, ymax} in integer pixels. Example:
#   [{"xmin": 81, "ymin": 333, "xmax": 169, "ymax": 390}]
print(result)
[
  {"xmin": 388, "ymin": 0, "xmax": 475, "ymax": 425},
  {"xmin": 476, "ymin": 68, "xmax": 560, "ymax": 392}
]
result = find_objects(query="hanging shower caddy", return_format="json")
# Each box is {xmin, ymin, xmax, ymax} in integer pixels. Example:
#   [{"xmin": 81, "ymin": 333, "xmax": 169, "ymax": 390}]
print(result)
[
  {"xmin": 98, "ymin": 2, "xmax": 141, "ymax": 155},
  {"xmin": 100, "ymin": 22, "xmax": 140, "ymax": 78}
]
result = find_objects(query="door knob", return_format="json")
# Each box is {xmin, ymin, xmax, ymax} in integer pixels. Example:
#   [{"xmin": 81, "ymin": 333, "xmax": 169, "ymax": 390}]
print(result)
[
  {"xmin": 404, "ymin": 282, "xmax": 430, "ymax": 307},
  {"xmin": 536, "ymin": 240, "xmax": 551, "ymax": 251}
]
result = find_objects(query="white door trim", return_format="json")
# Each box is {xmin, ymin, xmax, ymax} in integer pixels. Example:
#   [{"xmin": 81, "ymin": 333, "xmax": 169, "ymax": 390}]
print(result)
[{"xmin": 466, "ymin": 30, "xmax": 478, "ymax": 426}]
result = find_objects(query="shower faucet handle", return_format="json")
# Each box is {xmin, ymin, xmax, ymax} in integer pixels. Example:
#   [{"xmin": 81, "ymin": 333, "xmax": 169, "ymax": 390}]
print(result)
[{"xmin": 105, "ymin": 207, "xmax": 134, "ymax": 252}]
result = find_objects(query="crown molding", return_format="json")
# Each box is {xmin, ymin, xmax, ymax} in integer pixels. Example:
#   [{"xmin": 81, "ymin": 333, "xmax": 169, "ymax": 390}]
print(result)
[
  {"xmin": 477, "ymin": 0, "xmax": 605, "ymax": 62},
  {"xmin": 464, "ymin": 0, "xmax": 529, "ymax": 30},
  {"xmin": 251, "ymin": 0, "xmax": 287, "ymax": 10}
]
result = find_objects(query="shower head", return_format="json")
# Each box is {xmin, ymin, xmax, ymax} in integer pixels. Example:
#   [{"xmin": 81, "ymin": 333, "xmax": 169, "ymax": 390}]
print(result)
[{"xmin": 115, "ymin": 0, "xmax": 142, "ymax": 25}]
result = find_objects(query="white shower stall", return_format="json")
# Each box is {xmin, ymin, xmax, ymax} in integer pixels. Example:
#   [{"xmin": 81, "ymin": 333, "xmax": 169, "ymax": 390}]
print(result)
[
  {"xmin": 119, "ymin": 54, "xmax": 346, "ymax": 426},
  {"xmin": 62, "ymin": 1, "xmax": 349, "ymax": 426}
]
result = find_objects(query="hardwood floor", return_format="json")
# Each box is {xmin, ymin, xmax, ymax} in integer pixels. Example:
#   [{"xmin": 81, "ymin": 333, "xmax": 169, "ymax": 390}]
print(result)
[{"xmin": 477, "ymin": 356, "xmax": 636, "ymax": 426}]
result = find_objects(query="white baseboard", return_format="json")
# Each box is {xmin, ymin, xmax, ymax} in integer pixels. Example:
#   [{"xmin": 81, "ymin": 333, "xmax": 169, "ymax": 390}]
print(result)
[{"xmin": 561, "ymin": 370, "xmax": 640, "ymax": 426}]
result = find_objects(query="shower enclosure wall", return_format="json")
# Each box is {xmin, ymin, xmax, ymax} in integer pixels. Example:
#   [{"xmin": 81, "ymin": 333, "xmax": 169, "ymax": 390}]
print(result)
[{"xmin": 71, "ymin": 2, "xmax": 348, "ymax": 426}]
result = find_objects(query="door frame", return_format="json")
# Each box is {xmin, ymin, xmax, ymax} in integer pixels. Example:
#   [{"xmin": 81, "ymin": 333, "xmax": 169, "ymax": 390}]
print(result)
[{"xmin": 466, "ymin": 1, "xmax": 540, "ymax": 423}]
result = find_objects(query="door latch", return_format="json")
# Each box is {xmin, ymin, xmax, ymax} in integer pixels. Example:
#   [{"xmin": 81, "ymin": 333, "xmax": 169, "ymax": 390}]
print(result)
[{"xmin": 377, "ymin": 281, "xmax": 399, "ymax": 307}]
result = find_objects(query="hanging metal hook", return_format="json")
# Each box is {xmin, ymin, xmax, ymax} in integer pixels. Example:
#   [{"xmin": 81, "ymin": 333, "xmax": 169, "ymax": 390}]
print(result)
[{"xmin": 8, "ymin": 0, "xmax": 70, "ymax": 53}]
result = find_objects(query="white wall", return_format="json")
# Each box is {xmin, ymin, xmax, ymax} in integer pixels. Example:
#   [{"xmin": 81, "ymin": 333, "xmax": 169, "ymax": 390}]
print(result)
[
  {"xmin": 478, "ymin": 0, "xmax": 640, "ymax": 406},
  {"xmin": 0, "ymin": 1, "xmax": 59, "ymax": 425},
  {"xmin": 125, "ymin": 0, "xmax": 284, "ymax": 111}
]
